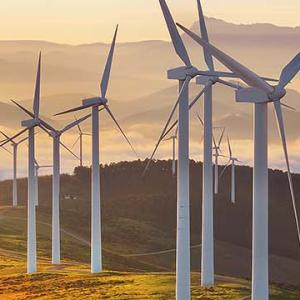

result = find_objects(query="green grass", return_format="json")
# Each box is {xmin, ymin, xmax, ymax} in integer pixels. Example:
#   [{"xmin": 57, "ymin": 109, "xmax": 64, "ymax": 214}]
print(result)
[
  {"xmin": 0, "ymin": 207, "xmax": 299, "ymax": 299},
  {"xmin": 0, "ymin": 253, "xmax": 299, "ymax": 300}
]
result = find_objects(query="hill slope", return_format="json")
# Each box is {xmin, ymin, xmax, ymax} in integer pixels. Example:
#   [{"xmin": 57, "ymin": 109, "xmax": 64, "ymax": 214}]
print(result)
[
  {"xmin": 0, "ymin": 160, "xmax": 300, "ymax": 289},
  {"xmin": 0, "ymin": 250, "xmax": 299, "ymax": 300}
]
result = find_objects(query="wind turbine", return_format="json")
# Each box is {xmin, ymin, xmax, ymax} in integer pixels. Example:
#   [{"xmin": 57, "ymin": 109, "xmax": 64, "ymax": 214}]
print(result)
[
  {"xmin": 72, "ymin": 116, "xmax": 92, "ymax": 167},
  {"xmin": 212, "ymin": 127, "xmax": 225, "ymax": 195},
  {"xmin": 195, "ymin": 114, "xmax": 225, "ymax": 194},
  {"xmin": 54, "ymin": 25, "xmax": 138, "ymax": 273},
  {"xmin": 163, "ymin": 127, "xmax": 178, "ymax": 176},
  {"xmin": 143, "ymin": 1, "xmax": 247, "ymax": 295},
  {"xmin": 2, "ymin": 52, "xmax": 81, "ymax": 271},
  {"xmin": 0, "ymin": 132, "xmax": 22, "ymax": 206},
  {"xmin": 7, "ymin": 103, "xmax": 91, "ymax": 265},
  {"xmin": 220, "ymin": 136, "xmax": 241, "ymax": 204},
  {"xmin": 194, "ymin": 0, "xmax": 238, "ymax": 287},
  {"xmin": 177, "ymin": 23, "xmax": 300, "ymax": 300},
  {"xmin": 34, "ymin": 159, "xmax": 52, "ymax": 206},
  {"xmin": 10, "ymin": 52, "xmax": 42, "ymax": 273}
]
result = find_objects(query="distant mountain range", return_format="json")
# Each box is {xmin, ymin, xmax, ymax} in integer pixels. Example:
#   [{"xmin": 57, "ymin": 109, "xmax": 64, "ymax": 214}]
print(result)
[{"xmin": 0, "ymin": 17, "xmax": 300, "ymax": 173}]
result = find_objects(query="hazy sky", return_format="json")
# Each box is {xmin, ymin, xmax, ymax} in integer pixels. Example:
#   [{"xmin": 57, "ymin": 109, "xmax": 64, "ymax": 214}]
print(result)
[{"xmin": 1, "ymin": 0, "xmax": 300, "ymax": 44}]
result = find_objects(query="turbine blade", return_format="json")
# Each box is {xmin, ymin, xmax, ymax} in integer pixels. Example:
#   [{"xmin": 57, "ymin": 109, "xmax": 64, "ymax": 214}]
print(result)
[
  {"xmin": 0, "ymin": 128, "xmax": 27, "ymax": 148},
  {"xmin": 11, "ymin": 100, "xmax": 57, "ymax": 132},
  {"xmin": 216, "ymin": 78, "xmax": 242, "ymax": 90},
  {"xmin": 188, "ymin": 81, "xmax": 213, "ymax": 110},
  {"xmin": 74, "ymin": 116, "xmax": 83, "ymax": 133},
  {"xmin": 212, "ymin": 133, "xmax": 217, "ymax": 149},
  {"xmin": 33, "ymin": 52, "xmax": 41, "ymax": 118},
  {"xmin": 227, "ymin": 136, "xmax": 232, "ymax": 158},
  {"xmin": 0, "ymin": 130, "xmax": 11, "ymax": 141},
  {"xmin": 161, "ymin": 83, "xmax": 210, "ymax": 141},
  {"xmin": 219, "ymin": 160, "xmax": 231, "ymax": 178},
  {"xmin": 60, "ymin": 140, "xmax": 80, "ymax": 160},
  {"xmin": 174, "ymin": 125, "xmax": 179, "ymax": 137},
  {"xmin": 199, "ymin": 133, "xmax": 204, "ymax": 145},
  {"xmin": 34, "ymin": 158, "xmax": 39, "ymax": 167},
  {"xmin": 38, "ymin": 124, "xmax": 52, "ymax": 137},
  {"xmin": 101, "ymin": 25, "xmax": 118, "ymax": 98},
  {"xmin": 11, "ymin": 99, "xmax": 34, "ymax": 118},
  {"xmin": 273, "ymin": 100, "xmax": 300, "ymax": 245},
  {"xmin": 281, "ymin": 103, "xmax": 296, "ymax": 111},
  {"xmin": 196, "ymin": 0, "xmax": 214, "ymax": 71},
  {"xmin": 60, "ymin": 113, "xmax": 91, "ymax": 134},
  {"xmin": 176, "ymin": 23, "xmax": 273, "ymax": 94},
  {"xmin": 218, "ymin": 127, "xmax": 225, "ymax": 147},
  {"xmin": 17, "ymin": 136, "xmax": 29, "ymax": 145},
  {"xmin": 71, "ymin": 136, "xmax": 81, "ymax": 149},
  {"xmin": 277, "ymin": 52, "xmax": 300, "ymax": 90},
  {"xmin": 143, "ymin": 77, "xmax": 190, "ymax": 175},
  {"xmin": 54, "ymin": 104, "xmax": 91, "ymax": 116},
  {"xmin": 196, "ymin": 112, "xmax": 204, "ymax": 126},
  {"xmin": 0, "ymin": 145, "xmax": 12, "ymax": 155},
  {"xmin": 163, "ymin": 136, "xmax": 173, "ymax": 142},
  {"xmin": 104, "ymin": 105, "xmax": 139, "ymax": 158},
  {"xmin": 159, "ymin": 0, "xmax": 191, "ymax": 67}
]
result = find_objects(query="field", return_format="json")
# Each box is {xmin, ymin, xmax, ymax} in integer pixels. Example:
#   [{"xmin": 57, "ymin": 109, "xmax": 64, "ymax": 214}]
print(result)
[
  {"xmin": 0, "ymin": 206, "xmax": 299, "ymax": 299},
  {"xmin": 1, "ymin": 252, "xmax": 300, "ymax": 299}
]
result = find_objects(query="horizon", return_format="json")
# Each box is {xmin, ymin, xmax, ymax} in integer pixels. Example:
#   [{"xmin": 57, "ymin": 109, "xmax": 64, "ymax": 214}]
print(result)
[
  {"xmin": 1, "ymin": 0, "xmax": 300, "ymax": 44},
  {"xmin": 1, "ymin": 16, "xmax": 300, "ymax": 46}
]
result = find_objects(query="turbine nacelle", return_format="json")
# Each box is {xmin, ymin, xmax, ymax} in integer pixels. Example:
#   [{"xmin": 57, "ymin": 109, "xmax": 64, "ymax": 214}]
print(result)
[
  {"xmin": 82, "ymin": 97, "xmax": 108, "ymax": 107},
  {"xmin": 167, "ymin": 66, "xmax": 199, "ymax": 80},
  {"xmin": 21, "ymin": 118, "xmax": 40, "ymax": 128},
  {"xmin": 196, "ymin": 75, "xmax": 218, "ymax": 85},
  {"xmin": 236, "ymin": 87, "xmax": 287, "ymax": 104}
]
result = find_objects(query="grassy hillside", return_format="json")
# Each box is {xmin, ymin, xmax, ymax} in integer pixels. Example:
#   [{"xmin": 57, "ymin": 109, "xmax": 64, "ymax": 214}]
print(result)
[
  {"xmin": 0, "ymin": 160, "xmax": 300, "ymax": 298},
  {"xmin": 0, "ymin": 251, "xmax": 299, "ymax": 300}
]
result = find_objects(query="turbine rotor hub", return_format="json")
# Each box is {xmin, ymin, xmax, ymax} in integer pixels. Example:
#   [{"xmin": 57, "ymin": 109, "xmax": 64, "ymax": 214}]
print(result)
[{"xmin": 269, "ymin": 88, "xmax": 286, "ymax": 101}]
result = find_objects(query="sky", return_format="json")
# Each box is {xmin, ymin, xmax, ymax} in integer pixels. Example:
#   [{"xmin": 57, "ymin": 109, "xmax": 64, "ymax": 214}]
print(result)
[
  {"xmin": 0, "ymin": 0, "xmax": 300, "ymax": 44},
  {"xmin": 0, "ymin": 0, "xmax": 299, "ymax": 178}
]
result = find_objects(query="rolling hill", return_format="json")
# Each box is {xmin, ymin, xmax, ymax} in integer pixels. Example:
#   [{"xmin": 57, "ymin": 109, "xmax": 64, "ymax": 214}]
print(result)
[{"xmin": 0, "ymin": 160, "xmax": 300, "ymax": 291}]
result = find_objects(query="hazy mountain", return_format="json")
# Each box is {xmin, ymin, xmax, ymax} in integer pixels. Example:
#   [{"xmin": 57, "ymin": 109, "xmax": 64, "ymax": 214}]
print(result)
[
  {"xmin": 0, "ymin": 17, "xmax": 300, "ymax": 173},
  {"xmin": 2, "ymin": 81, "xmax": 300, "ymax": 145},
  {"xmin": 1, "ymin": 17, "xmax": 300, "ymax": 103}
]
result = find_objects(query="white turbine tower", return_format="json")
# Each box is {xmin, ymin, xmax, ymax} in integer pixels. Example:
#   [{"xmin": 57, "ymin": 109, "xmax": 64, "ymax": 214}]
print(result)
[
  {"xmin": 143, "ymin": 1, "xmax": 250, "ymax": 295},
  {"xmin": 163, "ymin": 127, "xmax": 178, "ymax": 176},
  {"xmin": 54, "ymin": 25, "xmax": 138, "ymax": 273},
  {"xmin": 195, "ymin": 114, "xmax": 225, "ymax": 194},
  {"xmin": 8, "ymin": 52, "xmax": 43, "ymax": 273},
  {"xmin": 177, "ymin": 23, "xmax": 300, "ymax": 300},
  {"xmin": 0, "ymin": 131, "xmax": 25, "ymax": 207},
  {"xmin": 153, "ymin": 2, "xmax": 196, "ymax": 298},
  {"xmin": 72, "ymin": 116, "xmax": 92, "ymax": 167},
  {"xmin": 220, "ymin": 136, "xmax": 241, "ymax": 204},
  {"xmin": 212, "ymin": 127, "xmax": 225, "ymax": 195},
  {"xmin": 8, "ymin": 102, "xmax": 91, "ymax": 265}
]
